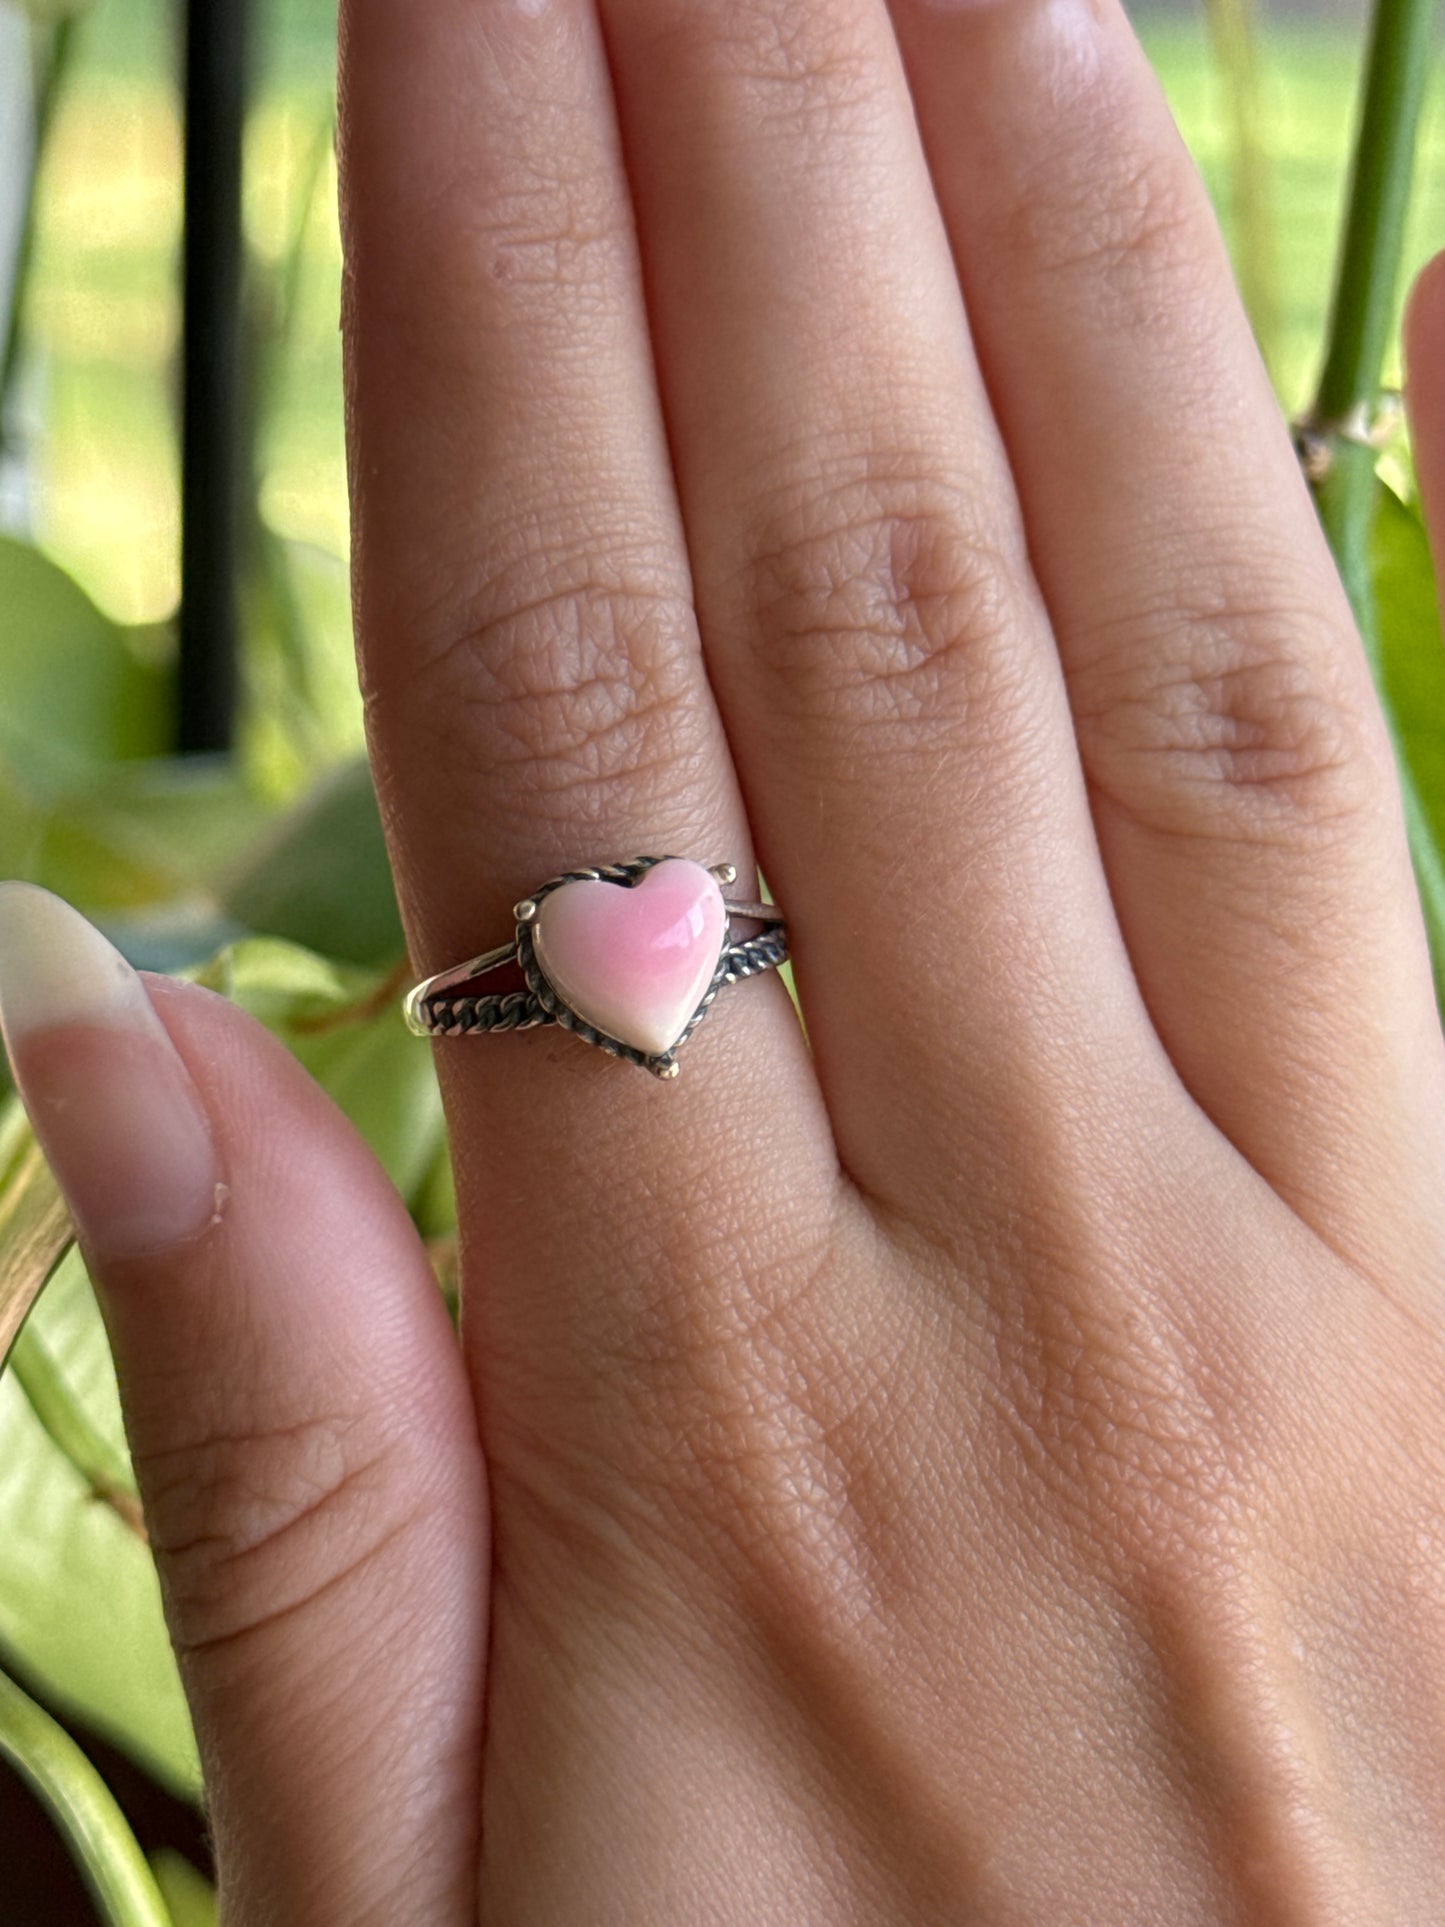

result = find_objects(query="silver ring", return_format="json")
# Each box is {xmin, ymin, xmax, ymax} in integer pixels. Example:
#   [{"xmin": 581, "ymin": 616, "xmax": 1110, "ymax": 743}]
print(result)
[{"xmin": 403, "ymin": 856, "xmax": 788, "ymax": 1080}]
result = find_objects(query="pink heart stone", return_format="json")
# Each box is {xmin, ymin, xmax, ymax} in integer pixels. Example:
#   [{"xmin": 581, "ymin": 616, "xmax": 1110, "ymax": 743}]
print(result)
[{"xmin": 532, "ymin": 859, "xmax": 728, "ymax": 1059}]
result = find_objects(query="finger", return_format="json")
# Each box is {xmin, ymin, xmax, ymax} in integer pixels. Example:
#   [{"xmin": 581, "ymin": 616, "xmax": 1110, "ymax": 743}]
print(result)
[
  {"xmin": 339, "ymin": 0, "xmax": 830, "ymax": 1381},
  {"xmin": 340, "ymin": 0, "xmax": 741, "ymax": 945},
  {"xmin": 0, "ymin": 885, "xmax": 487, "ymax": 1926},
  {"xmin": 596, "ymin": 0, "xmax": 1149, "ymax": 1204},
  {"xmin": 885, "ymin": 0, "xmax": 1445, "ymax": 1237},
  {"xmin": 1407, "ymin": 252, "xmax": 1445, "ymax": 535}
]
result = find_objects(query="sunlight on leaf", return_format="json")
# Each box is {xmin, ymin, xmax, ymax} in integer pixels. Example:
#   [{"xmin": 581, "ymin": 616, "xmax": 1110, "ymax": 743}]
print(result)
[{"xmin": 0, "ymin": 538, "xmax": 170, "ymax": 791}]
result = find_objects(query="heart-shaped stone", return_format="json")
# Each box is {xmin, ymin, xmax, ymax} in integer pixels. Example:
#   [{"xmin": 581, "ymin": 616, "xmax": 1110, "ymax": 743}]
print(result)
[{"xmin": 532, "ymin": 859, "xmax": 728, "ymax": 1059}]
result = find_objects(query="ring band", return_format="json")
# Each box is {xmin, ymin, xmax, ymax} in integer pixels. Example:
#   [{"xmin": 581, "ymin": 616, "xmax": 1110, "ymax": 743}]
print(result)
[{"xmin": 403, "ymin": 856, "xmax": 788, "ymax": 1079}]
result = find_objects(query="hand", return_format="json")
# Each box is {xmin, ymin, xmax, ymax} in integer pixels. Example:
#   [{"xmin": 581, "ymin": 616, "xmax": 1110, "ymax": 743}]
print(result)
[{"xmin": 6, "ymin": 0, "xmax": 1445, "ymax": 1918}]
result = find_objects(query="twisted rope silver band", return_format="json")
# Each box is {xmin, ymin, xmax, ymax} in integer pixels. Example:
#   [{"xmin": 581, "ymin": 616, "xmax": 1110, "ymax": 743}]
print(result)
[
  {"xmin": 403, "ymin": 856, "xmax": 788, "ymax": 1077},
  {"xmin": 418, "ymin": 928, "xmax": 789, "ymax": 1039}
]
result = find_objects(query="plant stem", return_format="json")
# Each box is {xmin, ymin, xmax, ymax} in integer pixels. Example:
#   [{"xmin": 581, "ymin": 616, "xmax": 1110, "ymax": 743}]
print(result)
[
  {"xmin": 1309, "ymin": 0, "xmax": 1441, "ymax": 984},
  {"xmin": 1313, "ymin": 0, "xmax": 1436, "ymax": 429},
  {"xmin": 0, "ymin": 14, "xmax": 78, "ymax": 446},
  {"xmin": 8, "ymin": 1317, "xmax": 146, "ymax": 1537},
  {"xmin": 0, "ymin": 1665, "xmax": 173, "ymax": 1927}
]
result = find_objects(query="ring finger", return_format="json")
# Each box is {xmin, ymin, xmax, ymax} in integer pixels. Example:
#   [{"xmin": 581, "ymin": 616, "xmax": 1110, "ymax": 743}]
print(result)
[{"xmin": 340, "ymin": 0, "xmax": 829, "ymax": 1397}]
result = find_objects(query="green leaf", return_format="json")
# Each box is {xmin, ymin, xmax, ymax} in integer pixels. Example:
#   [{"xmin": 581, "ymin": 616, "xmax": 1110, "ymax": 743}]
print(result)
[
  {"xmin": 0, "ymin": 750, "xmax": 46, "ymax": 881},
  {"xmin": 0, "ymin": 1246, "xmax": 199, "ymax": 1799},
  {"xmin": 0, "ymin": 753, "xmax": 265, "ymax": 964},
  {"xmin": 0, "ymin": 1665, "xmax": 172, "ymax": 1927},
  {"xmin": 218, "ymin": 758, "xmax": 404, "ymax": 967},
  {"xmin": 292, "ymin": 1000, "xmax": 444, "ymax": 1204},
  {"xmin": 34, "ymin": 759, "xmax": 269, "ymax": 918},
  {"xmin": 0, "ymin": 538, "xmax": 171, "ymax": 788},
  {"xmin": 208, "ymin": 937, "xmax": 444, "ymax": 1205},
  {"xmin": 1371, "ymin": 482, "xmax": 1445, "ymax": 849}
]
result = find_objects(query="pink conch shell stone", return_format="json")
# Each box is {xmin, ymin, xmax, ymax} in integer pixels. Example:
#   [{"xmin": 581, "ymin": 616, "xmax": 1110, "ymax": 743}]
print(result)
[{"xmin": 532, "ymin": 859, "xmax": 727, "ymax": 1058}]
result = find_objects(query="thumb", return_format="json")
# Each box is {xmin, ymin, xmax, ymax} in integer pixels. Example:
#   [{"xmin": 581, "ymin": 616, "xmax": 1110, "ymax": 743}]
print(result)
[{"xmin": 0, "ymin": 884, "xmax": 486, "ymax": 1926}]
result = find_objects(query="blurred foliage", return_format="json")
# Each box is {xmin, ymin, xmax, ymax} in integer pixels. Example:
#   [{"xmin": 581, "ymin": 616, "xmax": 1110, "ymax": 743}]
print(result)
[
  {"xmin": 0, "ymin": 0, "xmax": 1441, "ymax": 1916},
  {"xmin": 0, "ymin": 1241, "xmax": 197, "ymax": 1799},
  {"xmin": 1375, "ymin": 484, "xmax": 1445, "ymax": 855}
]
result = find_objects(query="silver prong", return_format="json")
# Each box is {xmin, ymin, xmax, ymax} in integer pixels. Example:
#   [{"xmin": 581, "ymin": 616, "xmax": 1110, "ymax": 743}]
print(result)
[
  {"xmin": 513, "ymin": 898, "xmax": 538, "ymax": 923},
  {"xmin": 656, "ymin": 1059, "xmax": 681, "ymax": 1080},
  {"xmin": 710, "ymin": 862, "xmax": 738, "ymax": 887}
]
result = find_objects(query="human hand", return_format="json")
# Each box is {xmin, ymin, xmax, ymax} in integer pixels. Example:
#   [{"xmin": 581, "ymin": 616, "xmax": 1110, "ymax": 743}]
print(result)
[{"xmin": 7, "ymin": 0, "xmax": 1445, "ymax": 1918}]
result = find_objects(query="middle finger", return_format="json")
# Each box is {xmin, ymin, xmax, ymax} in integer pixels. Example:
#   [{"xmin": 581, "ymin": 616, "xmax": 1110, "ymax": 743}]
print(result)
[{"xmin": 599, "ymin": 0, "xmax": 1155, "ymax": 1207}]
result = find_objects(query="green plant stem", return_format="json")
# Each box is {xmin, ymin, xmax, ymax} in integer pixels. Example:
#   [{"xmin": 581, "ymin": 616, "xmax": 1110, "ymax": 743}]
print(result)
[
  {"xmin": 0, "ymin": 14, "xmax": 77, "ymax": 437},
  {"xmin": 1309, "ymin": 0, "xmax": 1441, "ymax": 983},
  {"xmin": 8, "ymin": 1318, "xmax": 146, "ymax": 1537},
  {"xmin": 1313, "ymin": 0, "xmax": 1436, "ymax": 428},
  {"xmin": 0, "ymin": 1665, "xmax": 173, "ymax": 1927}
]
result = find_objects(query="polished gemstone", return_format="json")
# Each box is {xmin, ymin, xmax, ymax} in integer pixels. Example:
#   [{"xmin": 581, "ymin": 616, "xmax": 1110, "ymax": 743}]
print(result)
[{"xmin": 532, "ymin": 859, "xmax": 727, "ymax": 1058}]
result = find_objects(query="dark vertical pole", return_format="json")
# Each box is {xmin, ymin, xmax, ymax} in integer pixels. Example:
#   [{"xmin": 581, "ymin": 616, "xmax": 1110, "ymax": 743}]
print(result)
[{"xmin": 178, "ymin": 0, "xmax": 249, "ymax": 755}]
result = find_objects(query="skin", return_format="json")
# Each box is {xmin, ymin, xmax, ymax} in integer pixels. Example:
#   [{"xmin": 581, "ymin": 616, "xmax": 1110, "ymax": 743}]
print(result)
[{"xmin": 23, "ymin": 0, "xmax": 1445, "ymax": 1919}]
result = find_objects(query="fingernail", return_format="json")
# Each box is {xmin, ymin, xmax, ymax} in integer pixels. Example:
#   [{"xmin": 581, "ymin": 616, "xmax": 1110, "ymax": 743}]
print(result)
[{"xmin": 0, "ymin": 883, "xmax": 223, "ymax": 1260}]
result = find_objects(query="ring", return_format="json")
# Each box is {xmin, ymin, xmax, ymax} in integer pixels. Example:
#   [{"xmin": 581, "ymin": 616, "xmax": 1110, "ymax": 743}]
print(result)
[{"xmin": 403, "ymin": 856, "xmax": 788, "ymax": 1079}]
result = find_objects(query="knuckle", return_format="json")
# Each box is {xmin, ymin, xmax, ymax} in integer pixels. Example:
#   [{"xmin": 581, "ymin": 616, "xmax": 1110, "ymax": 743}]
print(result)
[
  {"xmin": 399, "ymin": 550, "xmax": 711, "ymax": 823},
  {"xmin": 498, "ymin": 1223, "xmax": 907, "ymax": 1641},
  {"xmin": 1069, "ymin": 594, "xmax": 1382, "ymax": 841},
  {"xmin": 742, "ymin": 465, "xmax": 1022, "ymax": 742},
  {"xmin": 136, "ymin": 1410, "xmax": 415, "ymax": 1659},
  {"xmin": 651, "ymin": 1311, "xmax": 911, "ymax": 1639},
  {"xmin": 979, "ymin": 1249, "xmax": 1245, "ymax": 1581}
]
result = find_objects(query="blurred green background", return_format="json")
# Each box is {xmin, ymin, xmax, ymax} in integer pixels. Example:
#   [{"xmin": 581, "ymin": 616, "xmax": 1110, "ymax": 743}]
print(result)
[{"xmin": 16, "ymin": 0, "xmax": 1445, "ymax": 773}]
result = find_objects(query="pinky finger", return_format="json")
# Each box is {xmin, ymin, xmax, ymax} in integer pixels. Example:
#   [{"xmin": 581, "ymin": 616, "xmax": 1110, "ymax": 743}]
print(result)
[{"xmin": 0, "ymin": 884, "xmax": 486, "ymax": 1927}]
